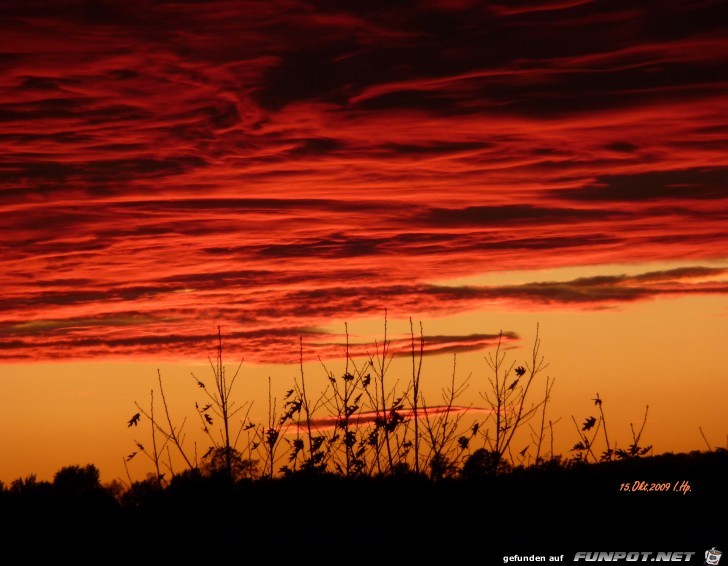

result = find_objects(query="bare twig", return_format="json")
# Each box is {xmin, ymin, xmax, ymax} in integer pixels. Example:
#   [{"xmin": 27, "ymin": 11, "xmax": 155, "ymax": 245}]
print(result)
[{"xmin": 698, "ymin": 427, "xmax": 713, "ymax": 452}]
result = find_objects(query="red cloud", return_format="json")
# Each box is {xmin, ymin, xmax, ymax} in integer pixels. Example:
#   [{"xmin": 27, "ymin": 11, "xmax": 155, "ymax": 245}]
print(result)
[
  {"xmin": 1, "ymin": 1, "xmax": 726, "ymax": 362},
  {"xmin": 290, "ymin": 406, "xmax": 493, "ymax": 433}
]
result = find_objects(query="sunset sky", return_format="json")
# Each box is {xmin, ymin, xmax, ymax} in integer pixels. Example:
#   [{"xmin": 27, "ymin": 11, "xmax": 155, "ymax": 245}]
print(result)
[{"xmin": 1, "ymin": 0, "xmax": 727, "ymax": 483}]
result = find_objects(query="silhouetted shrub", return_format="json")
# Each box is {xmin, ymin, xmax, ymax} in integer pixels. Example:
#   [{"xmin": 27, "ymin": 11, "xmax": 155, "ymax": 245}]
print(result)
[
  {"xmin": 121, "ymin": 475, "xmax": 165, "ymax": 509},
  {"xmin": 461, "ymin": 448, "xmax": 512, "ymax": 478},
  {"xmin": 201, "ymin": 447, "xmax": 258, "ymax": 481},
  {"xmin": 53, "ymin": 464, "xmax": 102, "ymax": 496}
]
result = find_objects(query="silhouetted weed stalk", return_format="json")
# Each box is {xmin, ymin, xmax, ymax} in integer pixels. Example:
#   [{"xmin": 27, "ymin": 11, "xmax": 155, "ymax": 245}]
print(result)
[
  {"xmin": 477, "ymin": 325, "xmax": 554, "ymax": 471},
  {"xmin": 123, "ymin": 317, "xmax": 653, "ymax": 484},
  {"xmin": 570, "ymin": 393, "xmax": 652, "ymax": 462}
]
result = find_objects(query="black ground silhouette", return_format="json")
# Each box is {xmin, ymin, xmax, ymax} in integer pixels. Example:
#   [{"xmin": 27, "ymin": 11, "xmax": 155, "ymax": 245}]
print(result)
[{"xmin": 1, "ymin": 450, "xmax": 724, "ymax": 560}]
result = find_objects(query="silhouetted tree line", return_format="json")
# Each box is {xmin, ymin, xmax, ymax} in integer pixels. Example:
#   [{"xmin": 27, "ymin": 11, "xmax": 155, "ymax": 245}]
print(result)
[{"xmin": 0, "ymin": 451, "xmax": 725, "ymax": 558}]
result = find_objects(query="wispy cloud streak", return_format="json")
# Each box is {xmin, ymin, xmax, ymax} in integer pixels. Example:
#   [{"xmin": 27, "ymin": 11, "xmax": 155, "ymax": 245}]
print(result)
[{"xmin": 290, "ymin": 405, "xmax": 492, "ymax": 433}]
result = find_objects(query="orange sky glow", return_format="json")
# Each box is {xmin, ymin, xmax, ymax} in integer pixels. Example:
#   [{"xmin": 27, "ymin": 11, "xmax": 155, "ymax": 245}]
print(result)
[{"xmin": 1, "ymin": 0, "xmax": 727, "ymax": 483}]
